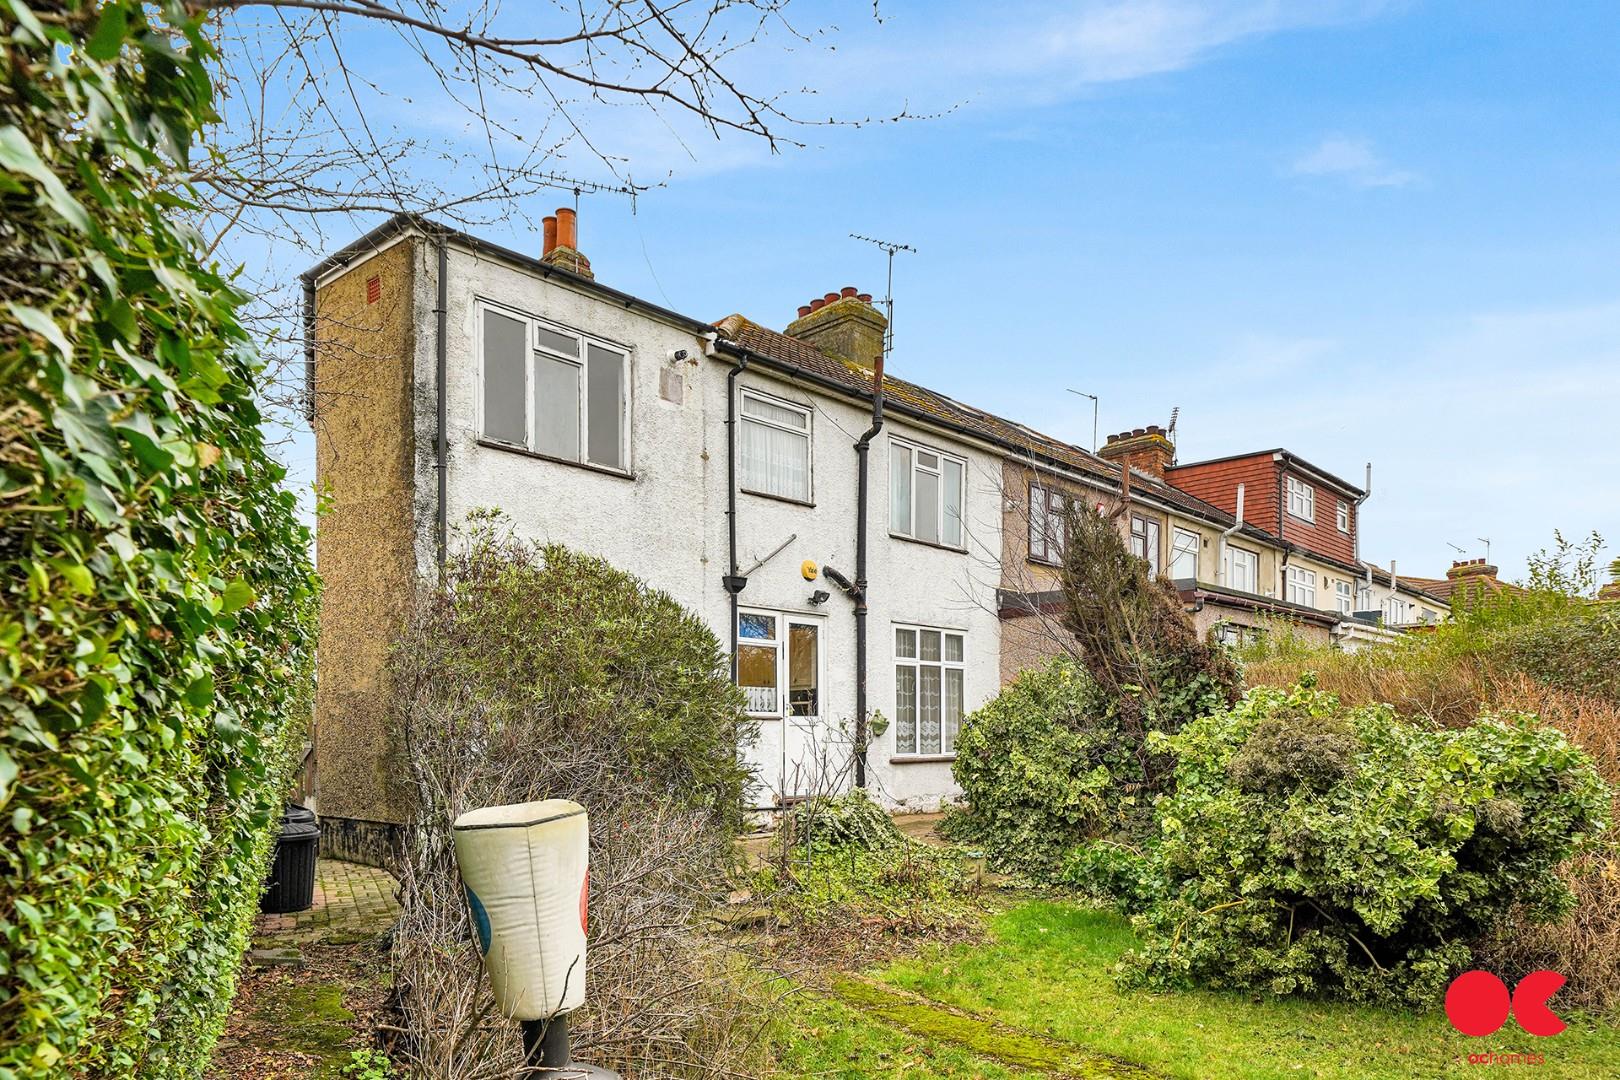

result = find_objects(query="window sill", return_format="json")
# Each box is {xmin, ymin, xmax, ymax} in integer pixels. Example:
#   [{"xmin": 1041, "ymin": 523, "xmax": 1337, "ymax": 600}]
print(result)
[
  {"xmin": 741, "ymin": 487, "xmax": 815, "ymax": 509},
  {"xmin": 477, "ymin": 438, "xmax": 635, "ymax": 480},
  {"xmin": 1286, "ymin": 511, "xmax": 1315, "ymax": 525},
  {"xmin": 1027, "ymin": 554, "xmax": 1063, "ymax": 568},
  {"xmin": 890, "ymin": 754, "xmax": 956, "ymax": 764},
  {"xmin": 889, "ymin": 532, "xmax": 968, "ymax": 555}
]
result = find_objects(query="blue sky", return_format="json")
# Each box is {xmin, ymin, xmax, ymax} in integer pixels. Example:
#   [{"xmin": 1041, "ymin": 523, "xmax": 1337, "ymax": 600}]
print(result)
[{"xmin": 265, "ymin": 0, "xmax": 1620, "ymax": 583}]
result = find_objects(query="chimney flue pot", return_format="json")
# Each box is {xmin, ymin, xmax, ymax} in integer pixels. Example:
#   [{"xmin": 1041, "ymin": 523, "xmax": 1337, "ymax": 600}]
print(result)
[
  {"xmin": 556, "ymin": 207, "xmax": 577, "ymax": 250},
  {"xmin": 542, "ymin": 216, "xmax": 558, "ymax": 255}
]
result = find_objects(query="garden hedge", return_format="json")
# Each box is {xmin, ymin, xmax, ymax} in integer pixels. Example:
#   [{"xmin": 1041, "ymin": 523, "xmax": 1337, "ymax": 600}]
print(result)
[{"xmin": 0, "ymin": 3, "xmax": 318, "ymax": 1076}]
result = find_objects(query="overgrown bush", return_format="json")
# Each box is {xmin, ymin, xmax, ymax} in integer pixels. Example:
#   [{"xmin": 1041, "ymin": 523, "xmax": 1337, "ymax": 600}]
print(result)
[
  {"xmin": 754, "ymin": 791, "xmax": 984, "ymax": 958},
  {"xmin": 947, "ymin": 659, "xmax": 1115, "ymax": 877},
  {"xmin": 388, "ymin": 516, "xmax": 763, "ymax": 1077},
  {"xmin": 1119, "ymin": 682, "xmax": 1609, "ymax": 1006},
  {"xmin": 950, "ymin": 505, "xmax": 1239, "ymax": 879},
  {"xmin": 1, "ymin": 4, "xmax": 318, "ymax": 1076}
]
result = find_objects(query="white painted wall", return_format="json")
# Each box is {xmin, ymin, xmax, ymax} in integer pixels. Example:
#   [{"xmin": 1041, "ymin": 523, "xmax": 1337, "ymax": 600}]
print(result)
[{"xmin": 410, "ymin": 238, "xmax": 1003, "ymax": 811}]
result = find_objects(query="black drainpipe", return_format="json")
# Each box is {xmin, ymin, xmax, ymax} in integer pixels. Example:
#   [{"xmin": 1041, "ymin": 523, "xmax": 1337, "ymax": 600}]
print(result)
[
  {"xmin": 434, "ymin": 237, "xmax": 449, "ymax": 577},
  {"xmin": 850, "ymin": 354, "xmax": 886, "ymax": 789},
  {"xmin": 723, "ymin": 358, "xmax": 751, "ymax": 677}
]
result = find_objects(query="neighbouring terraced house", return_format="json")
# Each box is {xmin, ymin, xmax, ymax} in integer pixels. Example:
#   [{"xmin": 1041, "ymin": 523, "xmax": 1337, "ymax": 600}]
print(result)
[{"xmin": 305, "ymin": 212, "xmax": 1450, "ymax": 864}]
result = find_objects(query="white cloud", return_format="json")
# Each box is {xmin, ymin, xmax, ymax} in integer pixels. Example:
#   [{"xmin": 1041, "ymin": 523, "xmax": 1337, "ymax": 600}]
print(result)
[{"xmin": 1291, "ymin": 135, "xmax": 1418, "ymax": 188}]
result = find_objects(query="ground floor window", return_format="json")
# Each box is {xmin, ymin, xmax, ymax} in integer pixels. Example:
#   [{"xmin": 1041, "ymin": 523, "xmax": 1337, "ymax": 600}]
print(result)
[
  {"xmin": 1285, "ymin": 565, "xmax": 1317, "ymax": 607},
  {"xmin": 894, "ymin": 625, "xmax": 964, "ymax": 756},
  {"xmin": 737, "ymin": 611, "xmax": 820, "ymax": 718}
]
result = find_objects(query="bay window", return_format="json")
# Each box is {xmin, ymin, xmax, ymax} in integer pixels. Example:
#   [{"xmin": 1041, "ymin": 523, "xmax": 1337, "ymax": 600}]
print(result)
[{"xmin": 894, "ymin": 626, "xmax": 964, "ymax": 756}]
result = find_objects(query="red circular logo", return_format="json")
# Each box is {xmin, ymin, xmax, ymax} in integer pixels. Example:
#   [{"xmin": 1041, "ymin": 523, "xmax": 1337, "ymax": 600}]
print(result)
[{"xmin": 1446, "ymin": 970, "xmax": 1511, "ymax": 1036}]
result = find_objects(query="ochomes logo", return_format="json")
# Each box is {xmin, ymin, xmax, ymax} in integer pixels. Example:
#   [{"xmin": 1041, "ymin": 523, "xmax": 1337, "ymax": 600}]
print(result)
[{"xmin": 1445, "ymin": 970, "xmax": 1566, "ymax": 1037}]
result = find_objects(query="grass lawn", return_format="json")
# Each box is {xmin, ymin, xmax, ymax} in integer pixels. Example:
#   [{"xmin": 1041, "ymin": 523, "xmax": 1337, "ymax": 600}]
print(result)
[
  {"xmin": 769, "ymin": 986, "xmax": 1038, "ymax": 1078},
  {"xmin": 875, "ymin": 900, "xmax": 1620, "ymax": 1080}
]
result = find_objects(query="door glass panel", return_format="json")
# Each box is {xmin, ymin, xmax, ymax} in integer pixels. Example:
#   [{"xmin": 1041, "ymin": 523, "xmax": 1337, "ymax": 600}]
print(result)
[
  {"xmin": 890, "ymin": 445, "xmax": 912, "ymax": 534},
  {"xmin": 482, "ymin": 310, "xmax": 527, "ymax": 445},
  {"xmin": 788, "ymin": 623, "xmax": 818, "ymax": 717},
  {"xmin": 585, "ymin": 344, "xmax": 624, "ymax": 469},
  {"xmin": 895, "ymin": 665, "xmax": 917, "ymax": 754},
  {"xmin": 738, "ymin": 644, "xmax": 778, "ymax": 715},
  {"xmin": 533, "ymin": 355, "xmax": 581, "ymax": 460},
  {"xmin": 916, "ymin": 470, "xmax": 940, "ymax": 543},
  {"xmin": 894, "ymin": 627, "xmax": 916, "ymax": 658},
  {"xmin": 943, "ymin": 459, "xmax": 963, "ymax": 546},
  {"xmin": 919, "ymin": 629, "xmax": 941, "ymax": 662},
  {"xmin": 738, "ymin": 613, "xmax": 775, "ymax": 639},
  {"xmin": 919, "ymin": 666, "xmax": 942, "ymax": 754}
]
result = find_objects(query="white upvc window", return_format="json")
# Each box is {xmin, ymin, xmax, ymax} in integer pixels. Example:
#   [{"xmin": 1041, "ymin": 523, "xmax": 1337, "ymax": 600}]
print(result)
[
  {"xmin": 1335, "ymin": 580, "xmax": 1354, "ymax": 615},
  {"xmin": 1028, "ymin": 482, "xmax": 1067, "ymax": 564},
  {"xmin": 1225, "ymin": 546, "xmax": 1258, "ymax": 593},
  {"xmin": 1383, "ymin": 595, "xmax": 1408, "ymax": 625},
  {"xmin": 894, "ymin": 625, "xmax": 964, "ymax": 756},
  {"xmin": 1286, "ymin": 565, "xmax": 1317, "ymax": 607},
  {"xmin": 1357, "ymin": 583, "xmax": 1373, "ymax": 611},
  {"xmin": 1336, "ymin": 499, "xmax": 1350, "ymax": 533},
  {"xmin": 479, "ymin": 303, "xmax": 628, "ymax": 471},
  {"xmin": 739, "ymin": 389, "xmax": 812, "ymax": 502},
  {"xmin": 1170, "ymin": 527, "xmax": 1200, "ymax": 581},
  {"xmin": 1286, "ymin": 476, "xmax": 1315, "ymax": 522},
  {"xmin": 1129, "ymin": 513, "xmax": 1162, "ymax": 577},
  {"xmin": 736, "ymin": 610, "xmax": 821, "ymax": 719},
  {"xmin": 890, "ymin": 438, "xmax": 966, "ymax": 549}
]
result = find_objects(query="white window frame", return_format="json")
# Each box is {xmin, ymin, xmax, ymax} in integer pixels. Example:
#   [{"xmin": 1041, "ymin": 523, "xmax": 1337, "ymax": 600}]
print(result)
[
  {"xmin": 735, "ymin": 609, "xmax": 823, "ymax": 720},
  {"xmin": 1357, "ymin": 583, "xmax": 1373, "ymax": 611},
  {"xmin": 1130, "ymin": 513, "xmax": 1162, "ymax": 577},
  {"xmin": 1335, "ymin": 579, "xmax": 1354, "ymax": 615},
  {"xmin": 1286, "ymin": 476, "xmax": 1315, "ymax": 523},
  {"xmin": 476, "ymin": 301, "xmax": 631, "ymax": 472},
  {"xmin": 893, "ymin": 624, "xmax": 965, "ymax": 758},
  {"xmin": 1383, "ymin": 595, "xmax": 1408, "ymax": 625},
  {"xmin": 1028, "ymin": 482, "xmax": 1067, "ymax": 564},
  {"xmin": 890, "ymin": 436, "xmax": 967, "ymax": 550},
  {"xmin": 1286, "ymin": 565, "xmax": 1318, "ymax": 607},
  {"xmin": 737, "ymin": 387, "xmax": 813, "ymax": 503},
  {"xmin": 1335, "ymin": 499, "xmax": 1350, "ymax": 533},
  {"xmin": 1225, "ymin": 545, "xmax": 1258, "ymax": 593},
  {"xmin": 1170, "ymin": 527, "xmax": 1200, "ymax": 582}
]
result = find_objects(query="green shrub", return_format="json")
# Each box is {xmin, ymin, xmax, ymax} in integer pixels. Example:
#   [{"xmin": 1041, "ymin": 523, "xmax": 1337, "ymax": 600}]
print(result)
[
  {"xmin": 788, "ymin": 789, "xmax": 904, "ymax": 852},
  {"xmin": 1499, "ymin": 608, "xmax": 1620, "ymax": 705},
  {"xmin": 948, "ymin": 659, "xmax": 1114, "ymax": 877},
  {"xmin": 0, "ymin": 4, "xmax": 318, "ymax": 1076},
  {"xmin": 1120, "ymin": 682, "xmax": 1610, "ymax": 1006}
]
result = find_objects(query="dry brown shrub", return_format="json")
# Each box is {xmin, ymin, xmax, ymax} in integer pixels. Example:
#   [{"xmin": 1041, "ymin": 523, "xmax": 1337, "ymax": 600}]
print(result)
[
  {"xmin": 1242, "ymin": 648, "xmax": 1486, "ymax": 727},
  {"xmin": 1477, "ymin": 675, "xmax": 1620, "ymax": 1013}
]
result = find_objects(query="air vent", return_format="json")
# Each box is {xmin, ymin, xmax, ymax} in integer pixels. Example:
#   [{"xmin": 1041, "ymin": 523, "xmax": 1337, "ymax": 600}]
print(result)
[{"xmin": 366, "ymin": 274, "xmax": 381, "ymax": 305}]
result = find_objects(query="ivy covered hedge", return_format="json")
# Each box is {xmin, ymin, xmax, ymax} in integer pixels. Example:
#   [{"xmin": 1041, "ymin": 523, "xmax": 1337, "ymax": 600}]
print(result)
[
  {"xmin": 0, "ymin": 3, "xmax": 317, "ymax": 1077},
  {"xmin": 1116, "ymin": 682, "xmax": 1609, "ymax": 1006}
]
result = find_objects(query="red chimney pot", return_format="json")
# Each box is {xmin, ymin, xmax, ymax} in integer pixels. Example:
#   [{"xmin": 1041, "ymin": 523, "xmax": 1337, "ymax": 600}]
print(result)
[
  {"xmin": 797, "ymin": 304, "xmax": 813, "ymax": 318},
  {"xmin": 823, "ymin": 292, "xmax": 839, "ymax": 306},
  {"xmin": 841, "ymin": 286, "xmax": 858, "ymax": 299},
  {"xmin": 810, "ymin": 298, "xmax": 825, "ymax": 312},
  {"xmin": 542, "ymin": 215, "xmax": 558, "ymax": 255},
  {"xmin": 858, "ymin": 292, "xmax": 873, "ymax": 304},
  {"xmin": 555, "ymin": 207, "xmax": 577, "ymax": 250}
]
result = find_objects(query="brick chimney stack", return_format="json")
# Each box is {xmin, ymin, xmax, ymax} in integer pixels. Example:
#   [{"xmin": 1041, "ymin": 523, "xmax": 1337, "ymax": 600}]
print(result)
[
  {"xmin": 785, "ymin": 286, "xmax": 886, "ymax": 369},
  {"xmin": 540, "ymin": 206, "xmax": 594, "ymax": 280},
  {"xmin": 1097, "ymin": 426, "xmax": 1174, "ymax": 479}
]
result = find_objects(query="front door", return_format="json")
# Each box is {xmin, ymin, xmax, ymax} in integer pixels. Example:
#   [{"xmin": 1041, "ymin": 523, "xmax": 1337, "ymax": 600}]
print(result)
[{"xmin": 737, "ymin": 611, "xmax": 828, "ymax": 804}]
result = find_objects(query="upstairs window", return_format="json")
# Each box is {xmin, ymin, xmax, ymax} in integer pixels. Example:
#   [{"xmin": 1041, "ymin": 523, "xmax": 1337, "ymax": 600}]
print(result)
[
  {"xmin": 1028, "ymin": 483, "xmax": 1067, "ymax": 564},
  {"xmin": 1225, "ymin": 546, "xmax": 1258, "ymax": 593},
  {"xmin": 739, "ymin": 389, "xmax": 811, "ymax": 502},
  {"xmin": 480, "ymin": 304, "xmax": 627, "ymax": 471},
  {"xmin": 1336, "ymin": 499, "xmax": 1351, "ymax": 533},
  {"xmin": 1170, "ymin": 528, "xmax": 1200, "ymax": 581},
  {"xmin": 1286, "ymin": 565, "xmax": 1317, "ymax": 607},
  {"xmin": 894, "ymin": 626, "xmax": 964, "ymax": 756},
  {"xmin": 891, "ymin": 438, "xmax": 965, "ymax": 549},
  {"xmin": 1130, "ymin": 513, "xmax": 1162, "ymax": 577},
  {"xmin": 1286, "ymin": 476, "xmax": 1315, "ymax": 522}
]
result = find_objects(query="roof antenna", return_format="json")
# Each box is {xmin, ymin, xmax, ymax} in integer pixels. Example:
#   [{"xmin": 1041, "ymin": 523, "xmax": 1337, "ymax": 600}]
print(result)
[
  {"xmin": 1446, "ymin": 542, "xmax": 1467, "ymax": 556},
  {"xmin": 1478, "ymin": 537, "xmax": 1492, "ymax": 562},
  {"xmin": 1167, "ymin": 405, "xmax": 1180, "ymax": 464},
  {"xmin": 850, "ymin": 233, "xmax": 916, "ymax": 361},
  {"xmin": 1066, "ymin": 389, "xmax": 1099, "ymax": 453}
]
